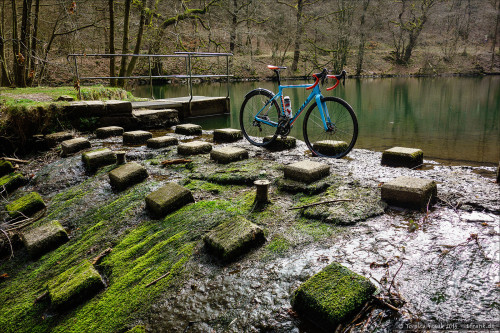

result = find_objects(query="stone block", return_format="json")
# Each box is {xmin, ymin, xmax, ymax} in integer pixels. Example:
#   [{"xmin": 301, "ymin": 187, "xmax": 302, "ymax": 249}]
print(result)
[
  {"xmin": 105, "ymin": 100, "xmax": 133, "ymax": 115},
  {"xmin": 97, "ymin": 116, "xmax": 139, "ymax": 130},
  {"xmin": 145, "ymin": 182, "xmax": 194, "ymax": 217},
  {"xmin": 177, "ymin": 141, "xmax": 212, "ymax": 155},
  {"xmin": 0, "ymin": 160, "xmax": 14, "ymax": 177},
  {"xmin": 21, "ymin": 220, "xmax": 69, "ymax": 258},
  {"xmin": 44, "ymin": 131, "xmax": 73, "ymax": 148},
  {"xmin": 263, "ymin": 136, "xmax": 297, "ymax": 151},
  {"xmin": 292, "ymin": 263, "xmax": 376, "ymax": 331},
  {"xmin": 213, "ymin": 128, "xmax": 243, "ymax": 142},
  {"xmin": 0, "ymin": 172, "xmax": 27, "ymax": 194},
  {"xmin": 95, "ymin": 126, "xmax": 124, "ymax": 139},
  {"xmin": 48, "ymin": 260, "xmax": 105, "ymax": 309},
  {"xmin": 84, "ymin": 101, "xmax": 107, "ymax": 116},
  {"xmin": 61, "ymin": 138, "xmax": 91, "ymax": 157},
  {"xmin": 133, "ymin": 109, "xmax": 179, "ymax": 128},
  {"xmin": 146, "ymin": 136, "xmax": 178, "ymax": 149},
  {"xmin": 312, "ymin": 140, "xmax": 349, "ymax": 156},
  {"xmin": 381, "ymin": 176, "xmax": 437, "ymax": 210},
  {"xmin": 109, "ymin": 162, "xmax": 148, "ymax": 191},
  {"xmin": 82, "ymin": 148, "xmax": 117, "ymax": 171},
  {"xmin": 123, "ymin": 130, "xmax": 153, "ymax": 145},
  {"xmin": 284, "ymin": 160, "xmax": 330, "ymax": 183},
  {"xmin": 277, "ymin": 178, "xmax": 330, "ymax": 195},
  {"xmin": 210, "ymin": 146, "xmax": 249, "ymax": 164},
  {"xmin": 203, "ymin": 216, "xmax": 265, "ymax": 261},
  {"xmin": 381, "ymin": 147, "xmax": 424, "ymax": 168},
  {"xmin": 175, "ymin": 123, "xmax": 202, "ymax": 136},
  {"xmin": 6, "ymin": 192, "xmax": 46, "ymax": 218}
]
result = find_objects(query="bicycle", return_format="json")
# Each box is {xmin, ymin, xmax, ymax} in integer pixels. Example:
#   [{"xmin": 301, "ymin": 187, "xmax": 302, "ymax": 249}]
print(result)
[{"xmin": 239, "ymin": 66, "xmax": 358, "ymax": 158}]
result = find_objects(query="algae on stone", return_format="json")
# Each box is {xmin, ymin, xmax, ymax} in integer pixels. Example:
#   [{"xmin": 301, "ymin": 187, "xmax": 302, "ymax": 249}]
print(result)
[
  {"xmin": 21, "ymin": 220, "xmax": 69, "ymax": 257},
  {"xmin": 145, "ymin": 182, "xmax": 194, "ymax": 217},
  {"xmin": 82, "ymin": 148, "xmax": 117, "ymax": 171},
  {"xmin": 109, "ymin": 162, "xmax": 149, "ymax": 191},
  {"xmin": 0, "ymin": 172, "xmax": 26, "ymax": 194},
  {"xmin": 381, "ymin": 147, "xmax": 423, "ymax": 168},
  {"xmin": 6, "ymin": 191, "xmax": 46, "ymax": 218},
  {"xmin": 0, "ymin": 160, "xmax": 14, "ymax": 176}
]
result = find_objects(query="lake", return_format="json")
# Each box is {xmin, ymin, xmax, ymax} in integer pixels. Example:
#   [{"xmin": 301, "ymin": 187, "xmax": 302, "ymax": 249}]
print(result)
[{"xmin": 134, "ymin": 76, "xmax": 500, "ymax": 166}]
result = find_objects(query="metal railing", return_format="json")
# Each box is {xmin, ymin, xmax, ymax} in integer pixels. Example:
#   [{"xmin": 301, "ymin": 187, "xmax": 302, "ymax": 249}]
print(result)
[{"xmin": 67, "ymin": 52, "xmax": 233, "ymax": 102}]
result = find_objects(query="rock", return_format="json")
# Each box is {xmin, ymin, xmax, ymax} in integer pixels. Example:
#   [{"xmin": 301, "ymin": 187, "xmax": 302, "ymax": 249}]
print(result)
[
  {"xmin": 177, "ymin": 141, "xmax": 212, "ymax": 155},
  {"xmin": 210, "ymin": 146, "xmax": 249, "ymax": 164},
  {"xmin": 213, "ymin": 128, "xmax": 243, "ymax": 142},
  {"xmin": 123, "ymin": 130, "xmax": 153, "ymax": 145},
  {"xmin": 312, "ymin": 140, "xmax": 348, "ymax": 156},
  {"xmin": 61, "ymin": 138, "xmax": 91, "ymax": 157},
  {"xmin": 82, "ymin": 148, "xmax": 117, "ymax": 171},
  {"xmin": 175, "ymin": 123, "xmax": 202, "ymax": 136},
  {"xmin": 381, "ymin": 176, "xmax": 437, "ymax": 210},
  {"xmin": 277, "ymin": 178, "xmax": 330, "ymax": 195},
  {"xmin": 145, "ymin": 182, "xmax": 194, "ymax": 217},
  {"xmin": 133, "ymin": 109, "xmax": 179, "ymax": 128},
  {"xmin": 48, "ymin": 260, "xmax": 105, "ymax": 309},
  {"xmin": 381, "ymin": 147, "xmax": 424, "ymax": 168},
  {"xmin": 284, "ymin": 160, "xmax": 330, "ymax": 183},
  {"xmin": 108, "ymin": 162, "xmax": 148, "ymax": 191},
  {"xmin": 203, "ymin": 216, "xmax": 265, "ymax": 261},
  {"xmin": 291, "ymin": 262, "xmax": 376, "ymax": 331},
  {"xmin": 95, "ymin": 126, "xmax": 124, "ymax": 139},
  {"xmin": 44, "ymin": 131, "xmax": 74, "ymax": 149},
  {"xmin": 105, "ymin": 100, "xmax": 133, "ymax": 115},
  {"xmin": 263, "ymin": 136, "xmax": 296, "ymax": 151},
  {"xmin": 6, "ymin": 191, "xmax": 46, "ymax": 218},
  {"xmin": 21, "ymin": 220, "xmax": 69, "ymax": 258},
  {"xmin": 56, "ymin": 95, "xmax": 74, "ymax": 102},
  {"xmin": 146, "ymin": 136, "xmax": 178, "ymax": 149},
  {"xmin": 0, "ymin": 160, "xmax": 14, "ymax": 177},
  {"xmin": 0, "ymin": 172, "xmax": 27, "ymax": 194}
]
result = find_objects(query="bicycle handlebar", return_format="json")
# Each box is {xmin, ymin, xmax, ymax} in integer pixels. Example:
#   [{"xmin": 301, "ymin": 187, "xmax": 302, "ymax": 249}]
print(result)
[{"xmin": 306, "ymin": 69, "xmax": 346, "ymax": 91}]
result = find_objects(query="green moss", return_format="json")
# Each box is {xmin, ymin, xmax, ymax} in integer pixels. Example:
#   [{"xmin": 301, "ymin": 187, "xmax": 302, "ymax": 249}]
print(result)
[
  {"xmin": 0, "ymin": 160, "xmax": 14, "ymax": 176},
  {"xmin": 125, "ymin": 325, "xmax": 146, "ymax": 333},
  {"xmin": 6, "ymin": 191, "xmax": 46, "ymax": 218},
  {"xmin": 0, "ymin": 172, "xmax": 26, "ymax": 194},
  {"xmin": 267, "ymin": 236, "xmax": 291, "ymax": 254}
]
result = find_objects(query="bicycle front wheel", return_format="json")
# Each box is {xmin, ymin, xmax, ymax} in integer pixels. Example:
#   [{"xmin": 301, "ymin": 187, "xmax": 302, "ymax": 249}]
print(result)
[
  {"xmin": 240, "ymin": 88, "xmax": 280, "ymax": 146},
  {"xmin": 303, "ymin": 96, "xmax": 358, "ymax": 158}
]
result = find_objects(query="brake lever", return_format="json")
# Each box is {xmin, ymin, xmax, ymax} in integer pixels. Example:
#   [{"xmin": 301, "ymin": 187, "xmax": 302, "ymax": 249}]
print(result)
[{"xmin": 341, "ymin": 70, "xmax": 346, "ymax": 87}]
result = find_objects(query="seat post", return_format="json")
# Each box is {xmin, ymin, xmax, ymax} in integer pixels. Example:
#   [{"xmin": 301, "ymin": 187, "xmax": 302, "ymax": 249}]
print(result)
[{"xmin": 274, "ymin": 69, "xmax": 281, "ymax": 86}]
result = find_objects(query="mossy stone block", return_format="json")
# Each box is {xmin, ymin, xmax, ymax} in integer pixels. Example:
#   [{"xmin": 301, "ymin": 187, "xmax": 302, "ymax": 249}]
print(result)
[
  {"xmin": 313, "ymin": 140, "xmax": 349, "ymax": 156},
  {"xmin": 21, "ymin": 220, "xmax": 69, "ymax": 258},
  {"xmin": 263, "ymin": 136, "xmax": 296, "ymax": 151},
  {"xmin": 6, "ymin": 192, "xmax": 46, "ymax": 218},
  {"xmin": 381, "ymin": 176, "xmax": 437, "ymax": 210},
  {"xmin": 109, "ymin": 162, "xmax": 148, "ymax": 191},
  {"xmin": 145, "ymin": 182, "xmax": 194, "ymax": 217},
  {"xmin": 0, "ymin": 172, "xmax": 27, "ymax": 194},
  {"xmin": 175, "ymin": 123, "xmax": 202, "ymax": 135},
  {"xmin": 292, "ymin": 263, "xmax": 376, "ymax": 330},
  {"xmin": 82, "ymin": 148, "xmax": 117, "ymax": 171},
  {"xmin": 381, "ymin": 147, "xmax": 423, "ymax": 168},
  {"xmin": 95, "ymin": 126, "xmax": 124, "ymax": 139},
  {"xmin": 203, "ymin": 216, "xmax": 265, "ymax": 261},
  {"xmin": 146, "ymin": 136, "xmax": 178, "ymax": 149},
  {"xmin": 61, "ymin": 137, "xmax": 91, "ymax": 157},
  {"xmin": 44, "ymin": 131, "xmax": 73, "ymax": 148},
  {"xmin": 0, "ymin": 160, "xmax": 14, "ymax": 177},
  {"xmin": 48, "ymin": 260, "xmax": 104, "ymax": 309},
  {"xmin": 284, "ymin": 160, "xmax": 330, "ymax": 183},
  {"xmin": 213, "ymin": 128, "xmax": 243, "ymax": 142},
  {"xmin": 177, "ymin": 141, "xmax": 212, "ymax": 155},
  {"xmin": 123, "ymin": 130, "xmax": 153, "ymax": 145},
  {"xmin": 277, "ymin": 178, "xmax": 329, "ymax": 195},
  {"xmin": 210, "ymin": 146, "xmax": 249, "ymax": 164}
]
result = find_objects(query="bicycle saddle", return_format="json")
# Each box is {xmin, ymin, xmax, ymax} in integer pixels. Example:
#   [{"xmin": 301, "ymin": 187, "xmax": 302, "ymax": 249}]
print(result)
[{"xmin": 267, "ymin": 65, "xmax": 287, "ymax": 70}]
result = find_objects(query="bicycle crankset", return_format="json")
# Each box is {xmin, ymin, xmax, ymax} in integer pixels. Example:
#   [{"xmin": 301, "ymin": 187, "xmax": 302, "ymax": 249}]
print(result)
[{"xmin": 277, "ymin": 118, "xmax": 291, "ymax": 137}]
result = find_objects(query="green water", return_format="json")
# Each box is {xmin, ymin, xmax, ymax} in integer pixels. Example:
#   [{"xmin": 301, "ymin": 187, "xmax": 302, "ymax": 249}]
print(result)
[{"xmin": 134, "ymin": 76, "xmax": 500, "ymax": 165}]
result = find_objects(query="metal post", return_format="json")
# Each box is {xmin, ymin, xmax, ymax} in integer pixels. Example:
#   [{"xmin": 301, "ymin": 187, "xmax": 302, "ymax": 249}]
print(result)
[
  {"xmin": 187, "ymin": 54, "xmax": 193, "ymax": 115},
  {"xmin": 73, "ymin": 56, "xmax": 82, "ymax": 100},
  {"xmin": 148, "ymin": 55, "xmax": 154, "ymax": 99}
]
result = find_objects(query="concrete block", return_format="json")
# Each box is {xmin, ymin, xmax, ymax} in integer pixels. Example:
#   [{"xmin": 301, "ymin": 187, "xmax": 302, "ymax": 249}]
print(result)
[
  {"xmin": 263, "ymin": 136, "xmax": 296, "ymax": 151},
  {"xmin": 123, "ymin": 130, "xmax": 153, "ymax": 145},
  {"xmin": 21, "ymin": 220, "xmax": 69, "ymax": 258},
  {"xmin": 82, "ymin": 148, "xmax": 117, "ymax": 170},
  {"xmin": 145, "ymin": 182, "xmax": 194, "ymax": 217},
  {"xmin": 0, "ymin": 172, "xmax": 27, "ymax": 194},
  {"xmin": 292, "ymin": 263, "xmax": 376, "ymax": 331},
  {"xmin": 109, "ymin": 162, "xmax": 148, "ymax": 191},
  {"xmin": 97, "ymin": 116, "xmax": 138, "ymax": 130},
  {"xmin": 146, "ymin": 136, "xmax": 178, "ymax": 149},
  {"xmin": 105, "ymin": 100, "xmax": 133, "ymax": 115},
  {"xmin": 381, "ymin": 176, "xmax": 437, "ymax": 210},
  {"xmin": 44, "ymin": 131, "xmax": 73, "ymax": 148},
  {"xmin": 177, "ymin": 141, "xmax": 212, "ymax": 155},
  {"xmin": 175, "ymin": 123, "xmax": 202, "ymax": 136},
  {"xmin": 284, "ymin": 160, "xmax": 330, "ymax": 183},
  {"xmin": 95, "ymin": 126, "xmax": 124, "ymax": 139},
  {"xmin": 61, "ymin": 138, "xmax": 91, "ymax": 157},
  {"xmin": 0, "ymin": 160, "xmax": 14, "ymax": 177},
  {"xmin": 213, "ymin": 128, "xmax": 242, "ymax": 142},
  {"xmin": 6, "ymin": 192, "xmax": 46, "ymax": 218},
  {"xmin": 210, "ymin": 146, "xmax": 249, "ymax": 164},
  {"xmin": 381, "ymin": 147, "xmax": 423, "ymax": 168},
  {"xmin": 133, "ymin": 109, "xmax": 179, "ymax": 128},
  {"xmin": 203, "ymin": 216, "xmax": 265, "ymax": 261},
  {"xmin": 312, "ymin": 140, "xmax": 349, "ymax": 156},
  {"xmin": 277, "ymin": 178, "xmax": 329, "ymax": 195}
]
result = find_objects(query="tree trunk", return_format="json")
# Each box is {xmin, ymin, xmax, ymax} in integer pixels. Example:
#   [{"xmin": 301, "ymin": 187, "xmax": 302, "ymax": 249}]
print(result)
[
  {"xmin": 117, "ymin": 0, "xmax": 132, "ymax": 87},
  {"xmin": 0, "ymin": 0, "xmax": 11, "ymax": 86},
  {"xmin": 229, "ymin": 0, "xmax": 238, "ymax": 54},
  {"xmin": 109, "ymin": 0, "xmax": 116, "ymax": 86},
  {"xmin": 19, "ymin": 0, "xmax": 32, "ymax": 87},
  {"xmin": 125, "ymin": 1, "xmax": 147, "ymax": 79},
  {"xmin": 29, "ymin": 0, "xmax": 39, "ymax": 85},
  {"xmin": 291, "ymin": 0, "xmax": 303, "ymax": 72},
  {"xmin": 355, "ymin": 0, "xmax": 370, "ymax": 76}
]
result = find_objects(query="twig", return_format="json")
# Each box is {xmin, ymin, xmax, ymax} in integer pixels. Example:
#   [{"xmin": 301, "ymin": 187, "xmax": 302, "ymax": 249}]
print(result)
[
  {"xmin": 290, "ymin": 199, "xmax": 353, "ymax": 210},
  {"xmin": 92, "ymin": 247, "xmax": 112, "ymax": 265},
  {"xmin": 373, "ymin": 296, "xmax": 400, "ymax": 312},
  {"xmin": 0, "ymin": 228, "xmax": 14, "ymax": 259},
  {"xmin": 161, "ymin": 159, "xmax": 192, "ymax": 166},
  {"xmin": 145, "ymin": 271, "xmax": 170, "ymax": 288},
  {"xmin": 388, "ymin": 261, "xmax": 403, "ymax": 297},
  {"xmin": 0, "ymin": 157, "xmax": 29, "ymax": 164},
  {"xmin": 34, "ymin": 291, "xmax": 49, "ymax": 304}
]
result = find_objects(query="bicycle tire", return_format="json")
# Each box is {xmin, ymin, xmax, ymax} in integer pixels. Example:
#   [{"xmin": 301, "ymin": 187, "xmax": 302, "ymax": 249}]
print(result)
[
  {"xmin": 303, "ymin": 96, "xmax": 358, "ymax": 158},
  {"xmin": 240, "ymin": 88, "xmax": 280, "ymax": 146}
]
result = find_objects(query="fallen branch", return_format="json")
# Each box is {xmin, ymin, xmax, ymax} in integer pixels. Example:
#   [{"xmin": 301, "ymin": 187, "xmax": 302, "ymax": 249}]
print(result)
[
  {"xmin": 290, "ymin": 199, "xmax": 353, "ymax": 210},
  {"xmin": 34, "ymin": 291, "xmax": 49, "ymax": 304},
  {"xmin": 373, "ymin": 296, "xmax": 400, "ymax": 312},
  {"xmin": 0, "ymin": 228, "xmax": 14, "ymax": 259},
  {"xmin": 161, "ymin": 159, "xmax": 192, "ymax": 166},
  {"xmin": 92, "ymin": 247, "xmax": 112, "ymax": 265},
  {"xmin": 0, "ymin": 157, "xmax": 29, "ymax": 164},
  {"xmin": 145, "ymin": 271, "xmax": 170, "ymax": 288}
]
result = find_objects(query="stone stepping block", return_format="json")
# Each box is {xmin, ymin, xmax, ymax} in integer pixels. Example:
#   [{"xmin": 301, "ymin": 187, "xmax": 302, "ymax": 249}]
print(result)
[
  {"xmin": 145, "ymin": 182, "xmax": 194, "ymax": 217},
  {"xmin": 381, "ymin": 176, "xmax": 437, "ymax": 210},
  {"xmin": 277, "ymin": 178, "xmax": 330, "ymax": 195},
  {"xmin": 95, "ymin": 126, "xmax": 124, "ymax": 139},
  {"xmin": 291, "ymin": 262, "xmax": 376, "ymax": 331},
  {"xmin": 0, "ymin": 172, "xmax": 27, "ymax": 194},
  {"xmin": 133, "ymin": 109, "xmax": 179, "ymax": 128},
  {"xmin": 123, "ymin": 130, "xmax": 153, "ymax": 145},
  {"xmin": 21, "ymin": 220, "xmax": 69, "ymax": 258},
  {"xmin": 177, "ymin": 141, "xmax": 212, "ymax": 155},
  {"xmin": 146, "ymin": 136, "xmax": 178, "ymax": 149},
  {"xmin": 263, "ymin": 136, "xmax": 296, "ymax": 151},
  {"xmin": 6, "ymin": 192, "xmax": 46, "ymax": 218},
  {"xmin": 0, "ymin": 160, "xmax": 14, "ymax": 177},
  {"xmin": 210, "ymin": 146, "xmax": 249, "ymax": 164},
  {"xmin": 313, "ymin": 140, "xmax": 348, "ymax": 156},
  {"xmin": 203, "ymin": 216, "xmax": 265, "ymax": 261},
  {"xmin": 48, "ymin": 260, "xmax": 105, "ymax": 309},
  {"xmin": 175, "ymin": 123, "xmax": 202, "ymax": 136},
  {"xmin": 284, "ymin": 160, "xmax": 330, "ymax": 183},
  {"xmin": 44, "ymin": 131, "xmax": 73, "ymax": 148},
  {"xmin": 61, "ymin": 137, "xmax": 91, "ymax": 157},
  {"xmin": 381, "ymin": 147, "xmax": 423, "ymax": 168},
  {"xmin": 82, "ymin": 148, "xmax": 117, "ymax": 171},
  {"xmin": 213, "ymin": 128, "xmax": 243, "ymax": 142},
  {"xmin": 105, "ymin": 100, "xmax": 133, "ymax": 114},
  {"xmin": 109, "ymin": 162, "xmax": 148, "ymax": 191}
]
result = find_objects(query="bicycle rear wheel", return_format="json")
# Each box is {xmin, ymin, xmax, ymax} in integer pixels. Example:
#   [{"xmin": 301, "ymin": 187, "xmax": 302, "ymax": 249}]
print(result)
[
  {"xmin": 240, "ymin": 88, "xmax": 280, "ymax": 146},
  {"xmin": 303, "ymin": 96, "xmax": 358, "ymax": 158}
]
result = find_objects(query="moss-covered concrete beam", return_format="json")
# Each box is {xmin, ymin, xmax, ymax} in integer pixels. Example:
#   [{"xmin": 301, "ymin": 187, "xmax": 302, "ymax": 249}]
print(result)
[
  {"xmin": 21, "ymin": 220, "xmax": 69, "ymax": 258},
  {"xmin": 6, "ymin": 191, "xmax": 46, "ymax": 218}
]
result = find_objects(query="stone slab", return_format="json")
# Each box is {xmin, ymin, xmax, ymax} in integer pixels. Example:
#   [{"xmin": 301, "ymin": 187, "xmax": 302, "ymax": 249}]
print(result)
[
  {"xmin": 133, "ymin": 109, "xmax": 179, "ymax": 128},
  {"xmin": 146, "ymin": 136, "xmax": 178, "ymax": 149},
  {"xmin": 263, "ymin": 136, "xmax": 297, "ymax": 151},
  {"xmin": 284, "ymin": 160, "xmax": 330, "ymax": 183},
  {"xmin": 105, "ymin": 100, "xmax": 133, "ymax": 114},
  {"xmin": 21, "ymin": 220, "xmax": 69, "ymax": 258},
  {"xmin": 97, "ymin": 116, "xmax": 139, "ymax": 130},
  {"xmin": 82, "ymin": 148, "xmax": 117, "ymax": 170},
  {"xmin": 109, "ymin": 162, "xmax": 148, "ymax": 191},
  {"xmin": 213, "ymin": 128, "xmax": 243, "ymax": 143},
  {"xmin": 6, "ymin": 191, "xmax": 46, "ymax": 218},
  {"xmin": 210, "ymin": 146, "xmax": 248, "ymax": 164},
  {"xmin": 123, "ymin": 130, "xmax": 153, "ymax": 145},
  {"xmin": 95, "ymin": 126, "xmax": 124, "ymax": 139},
  {"xmin": 0, "ymin": 172, "xmax": 27, "ymax": 194},
  {"xmin": 381, "ymin": 176, "xmax": 437, "ymax": 210},
  {"xmin": 292, "ymin": 263, "xmax": 376, "ymax": 330},
  {"xmin": 381, "ymin": 147, "xmax": 424, "ymax": 168},
  {"xmin": 177, "ymin": 141, "xmax": 212, "ymax": 155},
  {"xmin": 203, "ymin": 216, "xmax": 265, "ymax": 261},
  {"xmin": 277, "ymin": 178, "xmax": 330, "ymax": 195},
  {"xmin": 44, "ymin": 131, "xmax": 74, "ymax": 148},
  {"xmin": 313, "ymin": 140, "xmax": 349, "ymax": 156},
  {"xmin": 0, "ymin": 160, "xmax": 14, "ymax": 177},
  {"xmin": 61, "ymin": 137, "xmax": 91, "ymax": 157},
  {"xmin": 175, "ymin": 123, "xmax": 202, "ymax": 136},
  {"xmin": 145, "ymin": 182, "xmax": 194, "ymax": 217},
  {"xmin": 48, "ymin": 260, "xmax": 104, "ymax": 309}
]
